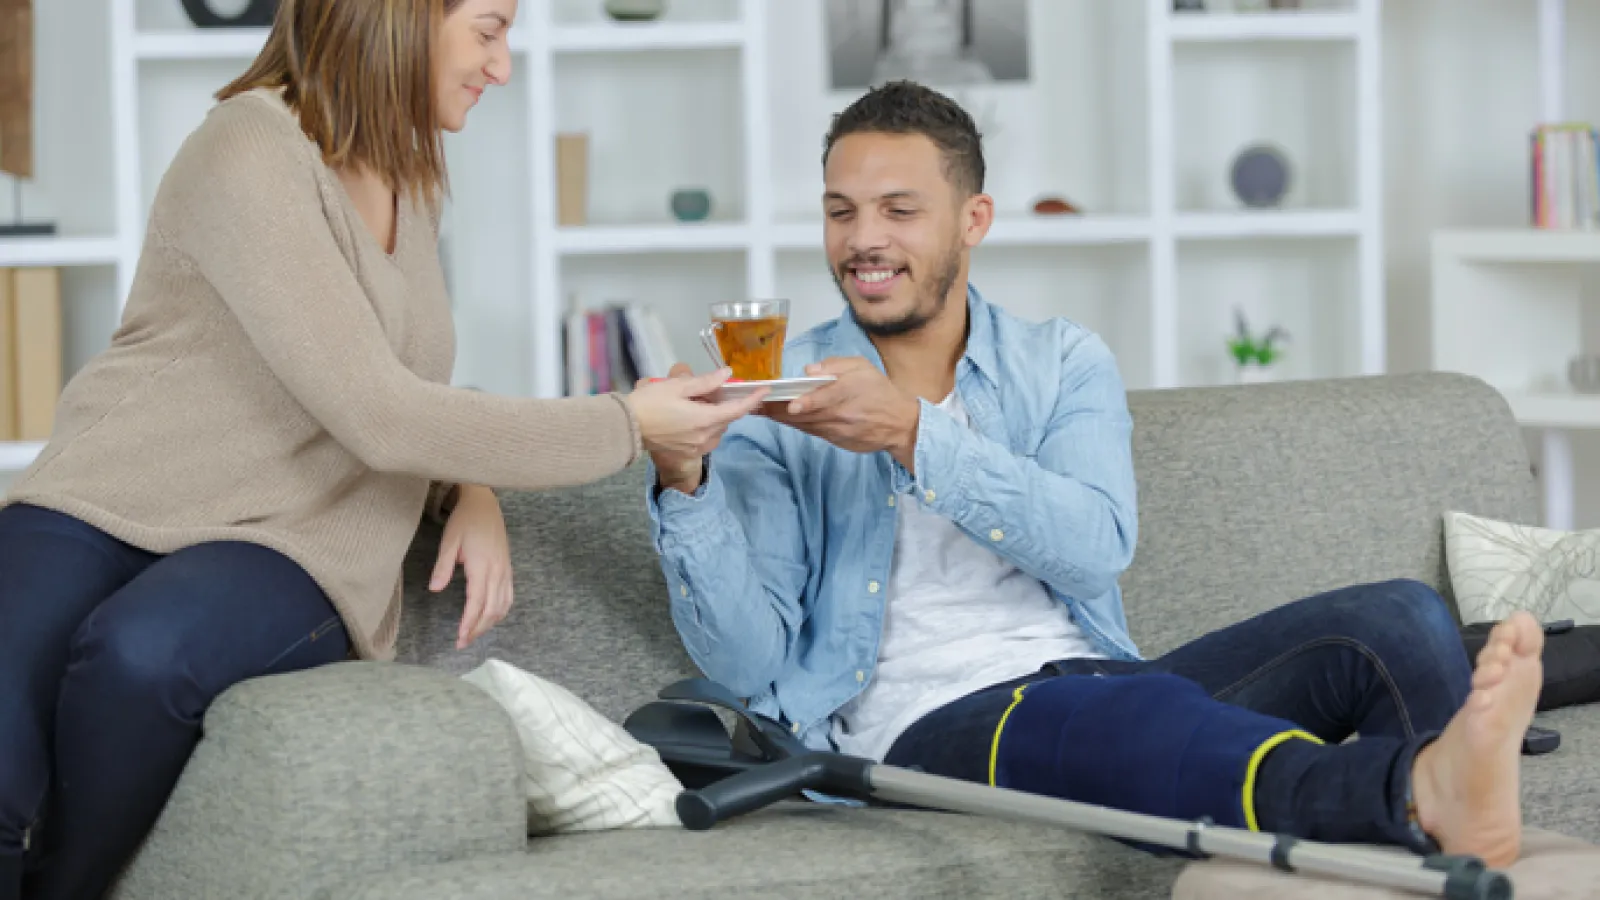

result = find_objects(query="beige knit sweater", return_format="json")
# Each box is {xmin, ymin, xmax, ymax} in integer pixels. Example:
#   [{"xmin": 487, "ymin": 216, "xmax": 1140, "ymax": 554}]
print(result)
[{"xmin": 3, "ymin": 88, "xmax": 642, "ymax": 660}]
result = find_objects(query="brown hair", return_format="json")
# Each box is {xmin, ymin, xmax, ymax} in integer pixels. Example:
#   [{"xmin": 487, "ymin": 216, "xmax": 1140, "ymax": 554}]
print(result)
[
  {"xmin": 218, "ymin": 0, "xmax": 464, "ymax": 203},
  {"xmin": 823, "ymin": 80, "xmax": 985, "ymax": 197}
]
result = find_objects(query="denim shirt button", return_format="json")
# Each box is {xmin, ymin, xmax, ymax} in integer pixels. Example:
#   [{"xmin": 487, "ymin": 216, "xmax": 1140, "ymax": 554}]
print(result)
[{"xmin": 867, "ymin": 581, "xmax": 881, "ymax": 594}]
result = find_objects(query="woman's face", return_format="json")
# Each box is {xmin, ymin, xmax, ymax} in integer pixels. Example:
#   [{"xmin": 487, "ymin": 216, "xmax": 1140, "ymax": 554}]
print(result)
[{"xmin": 436, "ymin": 0, "xmax": 517, "ymax": 132}]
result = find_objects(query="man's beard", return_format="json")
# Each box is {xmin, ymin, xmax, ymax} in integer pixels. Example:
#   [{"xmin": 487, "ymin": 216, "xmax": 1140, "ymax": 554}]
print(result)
[{"xmin": 830, "ymin": 240, "xmax": 962, "ymax": 338}]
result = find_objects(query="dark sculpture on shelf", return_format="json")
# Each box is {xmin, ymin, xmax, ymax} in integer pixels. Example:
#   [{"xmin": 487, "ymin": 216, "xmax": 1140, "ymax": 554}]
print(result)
[
  {"xmin": 181, "ymin": 0, "xmax": 279, "ymax": 28},
  {"xmin": 0, "ymin": 0, "xmax": 53, "ymax": 236}
]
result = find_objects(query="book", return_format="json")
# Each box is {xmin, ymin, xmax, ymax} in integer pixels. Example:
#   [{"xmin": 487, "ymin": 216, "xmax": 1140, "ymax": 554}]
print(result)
[
  {"xmin": 0, "ymin": 268, "xmax": 15, "ymax": 440},
  {"xmin": 560, "ymin": 301, "xmax": 679, "ymax": 396},
  {"xmin": 11, "ymin": 265, "xmax": 59, "ymax": 440},
  {"xmin": 1530, "ymin": 123, "xmax": 1600, "ymax": 229}
]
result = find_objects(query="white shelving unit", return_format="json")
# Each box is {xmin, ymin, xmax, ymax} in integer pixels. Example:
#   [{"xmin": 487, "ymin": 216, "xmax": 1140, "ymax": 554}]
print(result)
[
  {"xmin": 1427, "ymin": 0, "xmax": 1585, "ymax": 530},
  {"xmin": 528, "ymin": 0, "xmax": 1384, "ymax": 397},
  {"xmin": 5, "ymin": 0, "xmax": 1384, "ymax": 475}
]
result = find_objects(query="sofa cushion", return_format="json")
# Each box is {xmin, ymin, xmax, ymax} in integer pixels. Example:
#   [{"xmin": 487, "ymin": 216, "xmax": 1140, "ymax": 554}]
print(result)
[
  {"xmin": 1443, "ymin": 509, "xmax": 1600, "ymax": 627},
  {"xmin": 1119, "ymin": 373, "xmax": 1539, "ymax": 658},
  {"xmin": 460, "ymin": 658, "xmax": 682, "ymax": 835},
  {"xmin": 323, "ymin": 802, "xmax": 1188, "ymax": 900},
  {"xmin": 1522, "ymin": 705, "xmax": 1600, "ymax": 843},
  {"xmin": 396, "ymin": 463, "xmax": 694, "ymax": 724},
  {"xmin": 1172, "ymin": 827, "xmax": 1600, "ymax": 899},
  {"xmin": 397, "ymin": 373, "xmax": 1542, "ymax": 722}
]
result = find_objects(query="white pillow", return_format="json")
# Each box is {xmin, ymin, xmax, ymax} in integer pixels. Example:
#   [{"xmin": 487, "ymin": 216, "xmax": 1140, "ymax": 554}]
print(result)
[
  {"xmin": 461, "ymin": 658, "xmax": 683, "ymax": 835},
  {"xmin": 1443, "ymin": 510, "xmax": 1600, "ymax": 627}
]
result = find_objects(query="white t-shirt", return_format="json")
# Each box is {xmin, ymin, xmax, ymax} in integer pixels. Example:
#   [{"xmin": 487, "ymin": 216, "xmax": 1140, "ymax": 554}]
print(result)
[{"xmin": 829, "ymin": 392, "xmax": 1102, "ymax": 761}]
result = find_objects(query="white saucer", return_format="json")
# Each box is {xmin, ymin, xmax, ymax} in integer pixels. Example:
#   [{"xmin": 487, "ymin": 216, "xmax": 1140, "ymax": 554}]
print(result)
[{"xmin": 716, "ymin": 376, "xmax": 836, "ymax": 402}]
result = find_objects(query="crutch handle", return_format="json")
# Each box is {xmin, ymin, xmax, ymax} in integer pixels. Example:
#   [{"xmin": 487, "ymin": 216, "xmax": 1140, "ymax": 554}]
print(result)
[
  {"xmin": 1423, "ymin": 853, "xmax": 1512, "ymax": 900},
  {"xmin": 676, "ymin": 753, "xmax": 874, "ymax": 831}
]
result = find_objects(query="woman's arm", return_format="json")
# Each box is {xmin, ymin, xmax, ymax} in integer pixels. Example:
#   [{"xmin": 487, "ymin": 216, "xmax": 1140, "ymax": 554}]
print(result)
[{"xmin": 154, "ymin": 97, "xmax": 640, "ymax": 492}]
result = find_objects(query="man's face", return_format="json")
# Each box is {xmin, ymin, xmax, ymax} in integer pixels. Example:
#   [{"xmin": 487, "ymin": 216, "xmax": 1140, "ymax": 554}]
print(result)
[{"xmin": 822, "ymin": 131, "xmax": 973, "ymax": 338}]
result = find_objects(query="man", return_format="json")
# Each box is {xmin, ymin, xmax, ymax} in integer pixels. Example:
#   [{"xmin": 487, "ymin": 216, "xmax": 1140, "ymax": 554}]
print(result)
[{"xmin": 644, "ymin": 80, "xmax": 1542, "ymax": 868}]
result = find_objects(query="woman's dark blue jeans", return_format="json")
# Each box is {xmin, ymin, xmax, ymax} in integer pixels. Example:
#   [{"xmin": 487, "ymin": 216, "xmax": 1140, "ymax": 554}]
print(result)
[
  {"xmin": 0, "ymin": 503, "xmax": 351, "ymax": 900},
  {"xmin": 883, "ymin": 578, "xmax": 1472, "ymax": 855}
]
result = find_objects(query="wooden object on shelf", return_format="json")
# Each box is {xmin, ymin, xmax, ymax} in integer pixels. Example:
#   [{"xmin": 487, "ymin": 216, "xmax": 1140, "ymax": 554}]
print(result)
[
  {"xmin": 556, "ymin": 133, "xmax": 589, "ymax": 227},
  {"xmin": 9, "ymin": 266, "xmax": 59, "ymax": 441},
  {"xmin": 0, "ymin": 267, "xmax": 15, "ymax": 440},
  {"xmin": 0, "ymin": 0, "xmax": 33, "ymax": 179}
]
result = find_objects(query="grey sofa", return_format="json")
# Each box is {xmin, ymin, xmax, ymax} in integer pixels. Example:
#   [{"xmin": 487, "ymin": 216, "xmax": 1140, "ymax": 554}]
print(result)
[{"xmin": 111, "ymin": 372, "xmax": 1600, "ymax": 899}]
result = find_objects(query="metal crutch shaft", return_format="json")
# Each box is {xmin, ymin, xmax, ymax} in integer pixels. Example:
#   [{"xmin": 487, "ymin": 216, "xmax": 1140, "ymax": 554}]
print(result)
[{"xmin": 675, "ymin": 753, "xmax": 1512, "ymax": 900}]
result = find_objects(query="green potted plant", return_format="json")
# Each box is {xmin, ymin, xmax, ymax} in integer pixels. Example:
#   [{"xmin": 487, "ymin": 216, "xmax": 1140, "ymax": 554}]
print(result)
[{"xmin": 1227, "ymin": 309, "xmax": 1288, "ymax": 384}]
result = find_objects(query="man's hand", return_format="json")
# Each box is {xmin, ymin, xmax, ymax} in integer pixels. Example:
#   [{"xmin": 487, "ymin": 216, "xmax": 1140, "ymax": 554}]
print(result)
[
  {"xmin": 430, "ymin": 484, "xmax": 514, "ymax": 650},
  {"xmin": 764, "ymin": 357, "xmax": 921, "ymax": 470}
]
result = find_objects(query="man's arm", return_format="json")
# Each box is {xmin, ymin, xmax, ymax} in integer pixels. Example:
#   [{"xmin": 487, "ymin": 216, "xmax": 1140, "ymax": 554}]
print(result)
[
  {"xmin": 647, "ymin": 417, "xmax": 810, "ymax": 698},
  {"xmin": 903, "ymin": 331, "xmax": 1137, "ymax": 599}
]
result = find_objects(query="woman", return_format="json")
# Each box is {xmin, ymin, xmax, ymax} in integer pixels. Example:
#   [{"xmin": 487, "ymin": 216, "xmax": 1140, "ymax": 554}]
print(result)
[{"xmin": 0, "ymin": 1, "xmax": 760, "ymax": 897}]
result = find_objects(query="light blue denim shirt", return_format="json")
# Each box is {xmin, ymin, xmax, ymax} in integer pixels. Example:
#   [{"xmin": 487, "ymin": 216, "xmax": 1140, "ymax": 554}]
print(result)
[{"xmin": 645, "ymin": 285, "xmax": 1142, "ymax": 752}]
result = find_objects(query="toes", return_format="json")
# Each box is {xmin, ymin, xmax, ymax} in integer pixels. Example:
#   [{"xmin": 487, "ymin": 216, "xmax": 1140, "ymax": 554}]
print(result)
[
  {"xmin": 1507, "ymin": 612, "xmax": 1545, "ymax": 656},
  {"xmin": 1476, "ymin": 641, "xmax": 1512, "ymax": 670},
  {"xmin": 1473, "ymin": 662, "xmax": 1508, "ymax": 690}
]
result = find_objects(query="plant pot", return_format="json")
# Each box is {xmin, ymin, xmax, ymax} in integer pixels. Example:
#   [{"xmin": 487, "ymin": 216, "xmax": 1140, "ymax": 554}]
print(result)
[
  {"xmin": 670, "ymin": 188, "xmax": 711, "ymax": 223},
  {"xmin": 1235, "ymin": 364, "xmax": 1279, "ymax": 385}
]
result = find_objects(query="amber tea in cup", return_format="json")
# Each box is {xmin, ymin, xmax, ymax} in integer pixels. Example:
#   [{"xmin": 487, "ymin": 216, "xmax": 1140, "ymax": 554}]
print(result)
[{"xmin": 702, "ymin": 300, "xmax": 788, "ymax": 381}]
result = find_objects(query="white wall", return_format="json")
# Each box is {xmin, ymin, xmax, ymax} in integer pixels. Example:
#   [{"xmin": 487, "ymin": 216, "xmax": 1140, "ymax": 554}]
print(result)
[
  {"xmin": 18, "ymin": 0, "xmax": 1600, "ymax": 522},
  {"xmin": 1380, "ymin": 0, "xmax": 1600, "ymax": 528}
]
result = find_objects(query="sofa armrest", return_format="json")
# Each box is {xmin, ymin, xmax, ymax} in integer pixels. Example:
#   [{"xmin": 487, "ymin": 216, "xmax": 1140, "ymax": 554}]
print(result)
[{"xmin": 111, "ymin": 662, "xmax": 526, "ymax": 900}]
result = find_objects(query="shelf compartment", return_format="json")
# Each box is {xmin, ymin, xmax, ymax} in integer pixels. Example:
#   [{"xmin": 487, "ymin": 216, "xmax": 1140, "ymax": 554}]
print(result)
[
  {"xmin": 1502, "ymin": 392, "xmax": 1600, "ymax": 429},
  {"xmin": 1433, "ymin": 228, "xmax": 1600, "ymax": 264},
  {"xmin": 0, "ymin": 441, "xmax": 44, "ymax": 473},
  {"xmin": 1176, "ymin": 209, "xmax": 1360, "ymax": 240},
  {"xmin": 551, "ymin": 21, "xmax": 744, "ymax": 53},
  {"xmin": 0, "ymin": 236, "xmax": 122, "ymax": 268},
  {"xmin": 555, "ymin": 223, "xmax": 751, "ymax": 255},
  {"xmin": 1168, "ymin": 12, "xmax": 1360, "ymax": 43}
]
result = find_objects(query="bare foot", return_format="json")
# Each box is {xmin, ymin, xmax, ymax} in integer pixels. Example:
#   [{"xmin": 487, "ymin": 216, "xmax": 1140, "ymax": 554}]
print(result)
[{"xmin": 1410, "ymin": 611, "xmax": 1544, "ymax": 868}]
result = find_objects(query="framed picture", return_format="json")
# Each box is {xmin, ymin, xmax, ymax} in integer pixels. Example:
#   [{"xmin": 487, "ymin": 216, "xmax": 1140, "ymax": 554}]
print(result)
[{"xmin": 825, "ymin": 0, "xmax": 1031, "ymax": 91}]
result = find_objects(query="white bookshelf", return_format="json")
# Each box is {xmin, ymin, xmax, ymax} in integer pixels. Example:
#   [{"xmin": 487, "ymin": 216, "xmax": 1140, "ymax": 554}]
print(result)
[
  {"xmin": 1168, "ymin": 11, "xmax": 1361, "ymax": 43},
  {"xmin": 0, "ymin": 441, "xmax": 45, "ymax": 473},
  {"xmin": 0, "ymin": 236, "xmax": 121, "ymax": 268},
  {"xmin": 1426, "ymin": 0, "xmax": 1586, "ymax": 530},
  {"xmin": 5, "ymin": 0, "xmax": 1384, "ymax": 476}
]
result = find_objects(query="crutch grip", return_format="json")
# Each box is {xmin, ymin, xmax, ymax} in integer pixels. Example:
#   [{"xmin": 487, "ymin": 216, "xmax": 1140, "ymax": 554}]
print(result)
[
  {"xmin": 1424, "ymin": 854, "xmax": 1512, "ymax": 900},
  {"xmin": 676, "ymin": 753, "xmax": 874, "ymax": 831}
]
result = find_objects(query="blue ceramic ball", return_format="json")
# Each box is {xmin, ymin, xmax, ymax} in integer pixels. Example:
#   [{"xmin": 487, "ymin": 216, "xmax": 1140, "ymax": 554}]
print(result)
[
  {"xmin": 1230, "ymin": 145, "xmax": 1291, "ymax": 209},
  {"xmin": 671, "ymin": 189, "xmax": 712, "ymax": 223}
]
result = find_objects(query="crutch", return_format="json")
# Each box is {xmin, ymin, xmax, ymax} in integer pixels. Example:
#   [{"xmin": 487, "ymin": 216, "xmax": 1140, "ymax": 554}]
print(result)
[{"xmin": 625, "ymin": 679, "xmax": 1513, "ymax": 900}]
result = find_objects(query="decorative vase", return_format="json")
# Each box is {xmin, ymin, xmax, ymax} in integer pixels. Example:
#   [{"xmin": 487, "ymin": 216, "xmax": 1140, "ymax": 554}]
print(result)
[
  {"xmin": 1235, "ymin": 365, "xmax": 1279, "ymax": 385},
  {"xmin": 603, "ymin": 0, "xmax": 666, "ymax": 22},
  {"xmin": 1230, "ymin": 144, "xmax": 1291, "ymax": 209},
  {"xmin": 181, "ymin": 0, "xmax": 279, "ymax": 27},
  {"xmin": 670, "ymin": 188, "xmax": 711, "ymax": 223}
]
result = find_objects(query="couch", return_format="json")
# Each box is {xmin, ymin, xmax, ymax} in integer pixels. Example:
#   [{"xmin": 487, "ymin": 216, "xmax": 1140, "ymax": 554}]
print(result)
[{"xmin": 109, "ymin": 372, "xmax": 1600, "ymax": 899}]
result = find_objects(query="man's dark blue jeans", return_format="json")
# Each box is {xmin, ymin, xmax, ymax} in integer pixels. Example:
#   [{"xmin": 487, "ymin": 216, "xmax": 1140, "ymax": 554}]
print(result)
[
  {"xmin": 0, "ymin": 503, "xmax": 351, "ymax": 900},
  {"xmin": 883, "ymin": 579, "xmax": 1470, "ymax": 854}
]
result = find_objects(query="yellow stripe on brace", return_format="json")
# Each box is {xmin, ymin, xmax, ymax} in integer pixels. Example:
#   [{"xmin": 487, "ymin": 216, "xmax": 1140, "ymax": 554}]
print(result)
[
  {"xmin": 1242, "ymin": 729, "xmax": 1324, "ymax": 832},
  {"xmin": 988, "ymin": 685, "xmax": 1030, "ymax": 787}
]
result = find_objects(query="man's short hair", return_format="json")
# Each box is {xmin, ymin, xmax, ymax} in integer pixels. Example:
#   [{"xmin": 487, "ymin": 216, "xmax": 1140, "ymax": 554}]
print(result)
[{"xmin": 822, "ymin": 80, "xmax": 986, "ymax": 197}]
